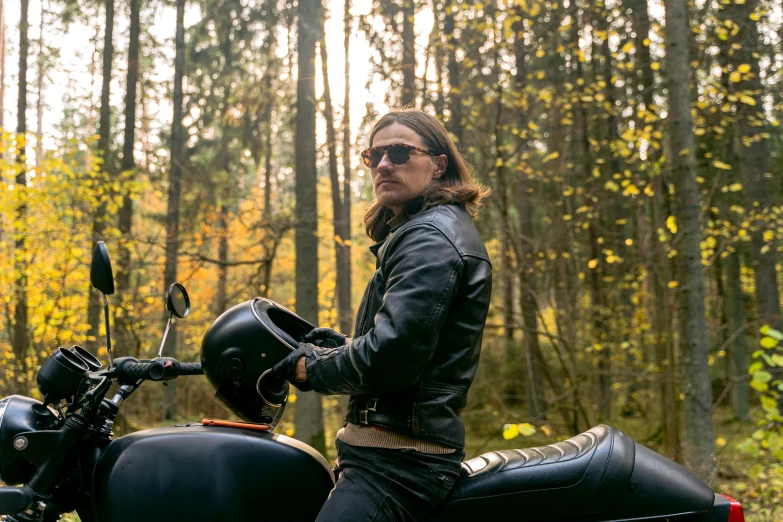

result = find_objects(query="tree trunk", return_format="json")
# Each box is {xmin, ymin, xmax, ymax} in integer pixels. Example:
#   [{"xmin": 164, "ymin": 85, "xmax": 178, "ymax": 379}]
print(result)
[
  {"xmin": 162, "ymin": 0, "xmax": 186, "ymax": 422},
  {"xmin": 431, "ymin": 0, "xmax": 444, "ymax": 120},
  {"xmin": 724, "ymin": 250, "xmax": 748, "ymax": 418},
  {"xmin": 662, "ymin": 0, "xmax": 715, "ymax": 483},
  {"xmin": 13, "ymin": 0, "xmax": 30, "ymax": 393},
  {"xmin": 115, "ymin": 0, "xmax": 141, "ymax": 357},
  {"xmin": 630, "ymin": 0, "xmax": 679, "ymax": 456},
  {"xmin": 499, "ymin": 175, "xmax": 519, "ymax": 404},
  {"xmin": 726, "ymin": 0, "xmax": 782, "ymax": 332},
  {"xmin": 216, "ymin": 203, "xmax": 229, "ymax": 313},
  {"xmin": 444, "ymin": 7, "xmax": 461, "ymax": 144},
  {"xmin": 263, "ymin": 119, "xmax": 273, "ymax": 220},
  {"xmin": 341, "ymin": 0, "xmax": 352, "ymax": 336},
  {"xmin": 319, "ymin": 37, "xmax": 351, "ymax": 339},
  {"xmin": 400, "ymin": 0, "xmax": 415, "ymax": 107},
  {"xmin": 295, "ymin": 0, "xmax": 325, "ymax": 455},
  {"xmin": 512, "ymin": 10, "xmax": 543, "ymax": 417},
  {"xmin": 0, "ymin": 0, "xmax": 5, "ymax": 130},
  {"xmin": 35, "ymin": 3, "xmax": 44, "ymax": 172},
  {"xmin": 87, "ymin": 0, "xmax": 115, "ymax": 353}
]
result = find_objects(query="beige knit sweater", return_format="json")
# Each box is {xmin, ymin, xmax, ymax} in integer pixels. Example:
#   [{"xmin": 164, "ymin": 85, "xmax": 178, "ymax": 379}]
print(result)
[{"xmin": 336, "ymin": 423, "xmax": 457, "ymax": 454}]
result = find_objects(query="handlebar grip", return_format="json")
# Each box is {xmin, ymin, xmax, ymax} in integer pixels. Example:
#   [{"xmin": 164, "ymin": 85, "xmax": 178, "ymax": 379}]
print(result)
[
  {"xmin": 115, "ymin": 358, "xmax": 202, "ymax": 383},
  {"xmin": 178, "ymin": 362, "xmax": 203, "ymax": 375},
  {"xmin": 119, "ymin": 360, "xmax": 166, "ymax": 381}
]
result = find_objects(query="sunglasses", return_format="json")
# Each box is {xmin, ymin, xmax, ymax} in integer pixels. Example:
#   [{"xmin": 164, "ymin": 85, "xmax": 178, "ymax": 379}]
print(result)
[{"xmin": 361, "ymin": 144, "xmax": 437, "ymax": 168}]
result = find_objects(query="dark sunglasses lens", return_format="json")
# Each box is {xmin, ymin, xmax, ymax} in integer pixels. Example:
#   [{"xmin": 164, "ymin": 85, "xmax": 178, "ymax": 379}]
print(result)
[
  {"xmin": 362, "ymin": 149, "xmax": 380, "ymax": 168},
  {"xmin": 387, "ymin": 145, "xmax": 413, "ymax": 165},
  {"xmin": 362, "ymin": 149, "xmax": 383, "ymax": 169}
]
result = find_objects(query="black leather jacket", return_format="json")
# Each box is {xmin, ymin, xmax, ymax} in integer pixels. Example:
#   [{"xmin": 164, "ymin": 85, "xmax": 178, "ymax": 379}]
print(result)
[{"xmin": 303, "ymin": 204, "xmax": 492, "ymax": 448}]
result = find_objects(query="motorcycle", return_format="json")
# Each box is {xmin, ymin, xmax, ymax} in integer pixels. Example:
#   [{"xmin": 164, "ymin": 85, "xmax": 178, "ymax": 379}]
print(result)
[{"xmin": 0, "ymin": 242, "xmax": 745, "ymax": 522}]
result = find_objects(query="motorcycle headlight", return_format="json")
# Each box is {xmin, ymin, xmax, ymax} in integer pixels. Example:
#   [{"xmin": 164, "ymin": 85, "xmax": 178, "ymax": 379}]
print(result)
[{"xmin": 0, "ymin": 396, "xmax": 57, "ymax": 485}]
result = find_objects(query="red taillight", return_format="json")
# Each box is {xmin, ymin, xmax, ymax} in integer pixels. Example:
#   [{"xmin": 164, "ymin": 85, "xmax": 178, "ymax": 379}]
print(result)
[{"xmin": 720, "ymin": 494, "xmax": 745, "ymax": 522}]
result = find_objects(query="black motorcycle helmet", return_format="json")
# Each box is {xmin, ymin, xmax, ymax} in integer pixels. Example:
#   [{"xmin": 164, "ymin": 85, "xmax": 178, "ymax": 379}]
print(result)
[{"xmin": 200, "ymin": 298, "xmax": 315, "ymax": 427}]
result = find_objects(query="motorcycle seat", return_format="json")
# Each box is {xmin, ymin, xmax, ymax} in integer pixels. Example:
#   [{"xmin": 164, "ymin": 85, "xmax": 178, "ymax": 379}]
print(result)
[{"xmin": 427, "ymin": 424, "xmax": 715, "ymax": 521}]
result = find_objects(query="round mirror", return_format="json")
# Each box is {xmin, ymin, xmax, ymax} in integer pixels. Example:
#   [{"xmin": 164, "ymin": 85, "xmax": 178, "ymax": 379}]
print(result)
[{"xmin": 166, "ymin": 283, "xmax": 190, "ymax": 318}]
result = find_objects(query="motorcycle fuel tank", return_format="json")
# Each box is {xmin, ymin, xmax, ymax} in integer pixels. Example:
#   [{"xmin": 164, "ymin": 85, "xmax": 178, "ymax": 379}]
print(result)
[{"xmin": 90, "ymin": 424, "xmax": 335, "ymax": 522}]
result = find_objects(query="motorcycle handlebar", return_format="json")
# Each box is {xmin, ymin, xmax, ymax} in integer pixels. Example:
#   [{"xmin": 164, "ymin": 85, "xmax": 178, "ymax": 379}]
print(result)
[{"xmin": 115, "ymin": 357, "xmax": 203, "ymax": 383}]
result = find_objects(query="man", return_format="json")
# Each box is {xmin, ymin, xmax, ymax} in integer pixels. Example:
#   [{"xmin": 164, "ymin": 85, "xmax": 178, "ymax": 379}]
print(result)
[{"xmin": 272, "ymin": 108, "xmax": 492, "ymax": 521}]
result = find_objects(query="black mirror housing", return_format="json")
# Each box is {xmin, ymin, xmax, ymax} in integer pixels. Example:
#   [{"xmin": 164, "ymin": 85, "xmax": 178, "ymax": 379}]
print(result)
[{"xmin": 90, "ymin": 242, "xmax": 115, "ymax": 295}]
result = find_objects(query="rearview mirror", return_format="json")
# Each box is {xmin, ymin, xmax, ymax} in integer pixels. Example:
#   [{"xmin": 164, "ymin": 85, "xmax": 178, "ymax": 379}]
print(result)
[
  {"xmin": 158, "ymin": 283, "xmax": 191, "ymax": 357},
  {"xmin": 90, "ymin": 242, "xmax": 115, "ymax": 295},
  {"xmin": 166, "ymin": 283, "xmax": 190, "ymax": 318}
]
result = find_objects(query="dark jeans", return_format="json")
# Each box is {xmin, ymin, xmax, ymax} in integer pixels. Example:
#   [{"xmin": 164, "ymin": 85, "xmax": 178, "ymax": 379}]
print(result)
[{"xmin": 315, "ymin": 439, "xmax": 465, "ymax": 522}]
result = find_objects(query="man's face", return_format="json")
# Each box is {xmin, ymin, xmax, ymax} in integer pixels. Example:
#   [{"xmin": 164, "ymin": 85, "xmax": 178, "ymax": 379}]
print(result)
[{"xmin": 370, "ymin": 123, "xmax": 446, "ymax": 216}]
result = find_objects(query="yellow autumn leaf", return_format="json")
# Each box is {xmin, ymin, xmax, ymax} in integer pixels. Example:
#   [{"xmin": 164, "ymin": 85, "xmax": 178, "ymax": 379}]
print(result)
[
  {"xmin": 588, "ymin": 259, "xmax": 599, "ymax": 269},
  {"xmin": 737, "ymin": 63, "xmax": 751, "ymax": 73},
  {"xmin": 666, "ymin": 215, "xmax": 678, "ymax": 234},
  {"xmin": 760, "ymin": 336, "xmax": 779, "ymax": 349},
  {"xmin": 644, "ymin": 185, "xmax": 654, "ymax": 197},
  {"xmin": 738, "ymin": 94, "xmax": 756, "ymax": 106},
  {"xmin": 716, "ymin": 437, "xmax": 727, "ymax": 447},
  {"xmin": 668, "ymin": 280, "xmax": 679, "ymax": 289},
  {"xmin": 518, "ymin": 423, "xmax": 537, "ymax": 436},
  {"xmin": 651, "ymin": 62, "xmax": 660, "ymax": 71},
  {"xmin": 605, "ymin": 180, "xmax": 620, "ymax": 192},
  {"xmin": 728, "ymin": 183, "xmax": 742, "ymax": 192},
  {"xmin": 542, "ymin": 151, "xmax": 560, "ymax": 163},
  {"xmin": 729, "ymin": 71, "xmax": 741, "ymax": 83},
  {"xmin": 712, "ymin": 160, "xmax": 732, "ymax": 170},
  {"xmin": 503, "ymin": 423, "xmax": 520, "ymax": 440},
  {"xmin": 763, "ymin": 230, "xmax": 774, "ymax": 242}
]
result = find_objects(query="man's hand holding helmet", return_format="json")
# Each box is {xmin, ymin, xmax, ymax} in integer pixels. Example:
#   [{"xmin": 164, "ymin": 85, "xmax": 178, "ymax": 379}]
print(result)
[
  {"xmin": 268, "ymin": 327, "xmax": 350, "ymax": 392},
  {"xmin": 302, "ymin": 327, "xmax": 349, "ymax": 348}
]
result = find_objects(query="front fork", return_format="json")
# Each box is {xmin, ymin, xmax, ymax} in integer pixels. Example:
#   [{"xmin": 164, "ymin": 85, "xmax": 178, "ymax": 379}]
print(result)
[{"xmin": 3, "ymin": 416, "xmax": 90, "ymax": 522}]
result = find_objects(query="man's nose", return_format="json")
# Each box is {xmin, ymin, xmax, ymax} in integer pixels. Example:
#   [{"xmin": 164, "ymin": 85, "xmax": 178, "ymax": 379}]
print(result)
[{"xmin": 376, "ymin": 152, "xmax": 394, "ymax": 173}]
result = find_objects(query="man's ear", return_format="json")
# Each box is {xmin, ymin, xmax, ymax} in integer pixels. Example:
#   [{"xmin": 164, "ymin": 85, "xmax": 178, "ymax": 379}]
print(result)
[{"xmin": 432, "ymin": 155, "xmax": 448, "ymax": 179}]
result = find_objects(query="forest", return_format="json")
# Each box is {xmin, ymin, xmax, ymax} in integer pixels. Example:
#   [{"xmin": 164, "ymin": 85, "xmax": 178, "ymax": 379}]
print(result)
[{"xmin": 0, "ymin": 0, "xmax": 782, "ymax": 518}]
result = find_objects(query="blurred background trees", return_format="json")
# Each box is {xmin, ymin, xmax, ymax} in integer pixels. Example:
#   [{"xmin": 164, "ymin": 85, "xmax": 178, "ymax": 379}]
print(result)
[{"xmin": 0, "ymin": 0, "xmax": 782, "ymax": 516}]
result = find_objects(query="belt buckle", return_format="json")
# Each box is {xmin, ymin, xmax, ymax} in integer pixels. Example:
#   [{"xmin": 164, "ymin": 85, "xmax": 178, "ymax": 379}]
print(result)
[
  {"xmin": 359, "ymin": 410, "xmax": 368, "ymax": 424},
  {"xmin": 367, "ymin": 398, "xmax": 378, "ymax": 412}
]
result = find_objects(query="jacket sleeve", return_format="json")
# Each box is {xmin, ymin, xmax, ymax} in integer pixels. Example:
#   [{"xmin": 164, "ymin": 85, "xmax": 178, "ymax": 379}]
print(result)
[{"xmin": 304, "ymin": 224, "xmax": 463, "ymax": 396}]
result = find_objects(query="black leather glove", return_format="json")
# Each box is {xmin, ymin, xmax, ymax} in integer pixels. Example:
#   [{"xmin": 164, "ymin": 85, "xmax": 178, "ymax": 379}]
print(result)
[
  {"xmin": 302, "ymin": 327, "xmax": 347, "ymax": 348},
  {"xmin": 269, "ymin": 347, "xmax": 312, "ymax": 392}
]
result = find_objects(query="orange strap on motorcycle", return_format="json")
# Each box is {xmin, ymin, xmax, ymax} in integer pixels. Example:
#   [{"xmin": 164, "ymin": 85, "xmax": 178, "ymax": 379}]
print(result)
[{"xmin": 201, "ymin": 418, "xmax": 271, "ymax": 431}]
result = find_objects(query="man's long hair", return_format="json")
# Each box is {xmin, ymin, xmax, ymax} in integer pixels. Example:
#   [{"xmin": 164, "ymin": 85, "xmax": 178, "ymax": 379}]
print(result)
[{"xmin": 363, "ymin": 109, "xmax": 490, "ymax": 242}]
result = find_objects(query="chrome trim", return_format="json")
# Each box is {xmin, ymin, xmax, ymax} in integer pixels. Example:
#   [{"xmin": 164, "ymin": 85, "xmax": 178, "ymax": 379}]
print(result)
[
  {"xmin": 0, "ymin": 396, "xmax": 13, "ymax": 433},
  {"xmin": 251, "ymin": 298, "xmax": 296, "ymax": 351},
  {"xmin": 256, "ymin": 369, "xmax": 285, "ymax": 408},
  {"xmin": 271, "ymin": 433, "xmax": 336, "ymax": 484},
  {"xmin": 0, "ymin": 396, "xmax": 14, "ymax": 483}
]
